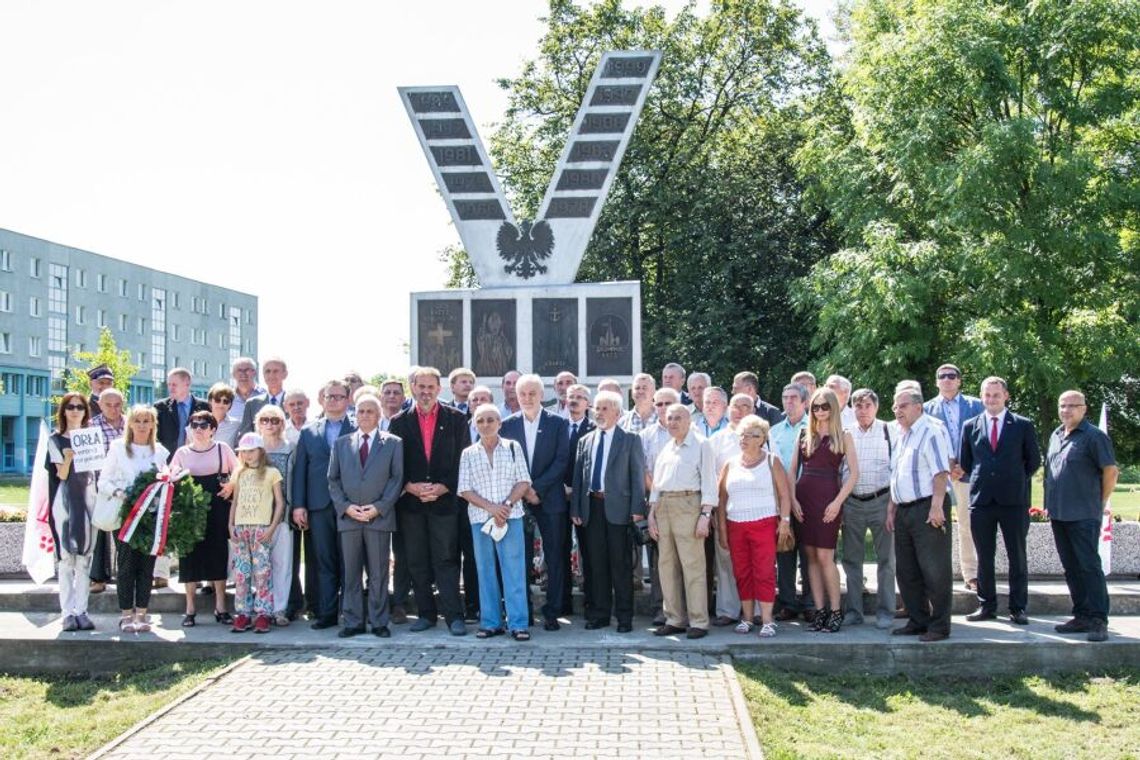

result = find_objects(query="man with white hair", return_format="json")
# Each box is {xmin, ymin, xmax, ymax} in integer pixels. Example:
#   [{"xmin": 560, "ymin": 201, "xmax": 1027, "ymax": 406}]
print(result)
[
  {"xmin": 239, "ymin": 357, "xmax": 290, "ymax": 435},
  {"xmin": 622, "ymin": 373, "xmax": 658, "ymax": 433},
  {"xmin": 228, "ymin": 357, "xmax": 264, "ymax": 424},
  {"xmin": 661, "ymin": 362, "xmax": 692, "ymax": 406},
  {"xmin": 500, "ymin": 374, "xmax": 570, "ymax": 630},
  {"xmin": 570, "ymin": 390, "xmax": 646, "ymax": 633},
  {"xmin": 825, "ymin": 374, "xmax": 856, "ymax": 430},
  {"xmin": 888, "ymin": 383, "xmax": 954, "ymax": 642},
  {"xmin": 648, "ymin": 403, "xmax": 718, "ymax": 639},
  {"xmin": 550, "ymin": 371, "xmax": 578, "ymax": 418},
  {"xmin": 499, "ymin": 370, "xmax": 521, "ymax": 418},
  {"xmin": 687, "ymin": 372, "xmax": 711, "ymax": 421},
  {"xmin": 641, "ymin": 387, "xmax": 680, "ymax": 626}
]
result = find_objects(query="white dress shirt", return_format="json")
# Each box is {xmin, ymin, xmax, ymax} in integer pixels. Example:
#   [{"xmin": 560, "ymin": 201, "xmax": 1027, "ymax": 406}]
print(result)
[{"xmin": 522, "ymin": 412, "xmax": 541, "ymax": 470}]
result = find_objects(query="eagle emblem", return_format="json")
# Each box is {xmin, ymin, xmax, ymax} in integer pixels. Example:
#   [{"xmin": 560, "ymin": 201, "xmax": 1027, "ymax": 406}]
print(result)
[{"xmin": 496, "ymin": 220, "xmax": 555, "ymax": 280}]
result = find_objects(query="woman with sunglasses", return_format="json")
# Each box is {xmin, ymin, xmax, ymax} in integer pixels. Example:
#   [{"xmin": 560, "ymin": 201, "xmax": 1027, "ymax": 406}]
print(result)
[
  {"xmin": 170, "ymin": 409, "xmax": 238, "ymax": 626},
  {"xmin": 789, "ymin": 388, "xmax": 859, "ymax": 633},
  {"xmin": 255, "ymin": 404, "xmax": 296, "ymax": 626},
  {"xmin": 207, "ymin": 382, "xmax": 241, "ymax": 449},
  {"xmin": 45, "ymin": 393, "xmax": 99, "ymax": 631}
]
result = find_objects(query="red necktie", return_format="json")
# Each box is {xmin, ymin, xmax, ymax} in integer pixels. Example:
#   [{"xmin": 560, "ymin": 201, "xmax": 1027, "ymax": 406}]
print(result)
[
  {"xmin": 360, "ymin": 432, "xmax": 370, "ymax": 467},
  {"xmin": 990, "ymin": 417, "xmax": 998, "ymax": 452}
]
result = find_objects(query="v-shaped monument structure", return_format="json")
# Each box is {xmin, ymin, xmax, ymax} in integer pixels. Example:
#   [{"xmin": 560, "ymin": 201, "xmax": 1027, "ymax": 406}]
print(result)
[{"xmin": 404, "ymin": 50, "xmax": 660, "ymax": 386}]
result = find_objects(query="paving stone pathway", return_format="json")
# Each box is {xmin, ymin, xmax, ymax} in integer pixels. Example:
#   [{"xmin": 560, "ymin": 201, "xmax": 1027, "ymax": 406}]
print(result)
[{"xmin": 97, "ymin": 647, "xmax": 762, "ymax": 760}]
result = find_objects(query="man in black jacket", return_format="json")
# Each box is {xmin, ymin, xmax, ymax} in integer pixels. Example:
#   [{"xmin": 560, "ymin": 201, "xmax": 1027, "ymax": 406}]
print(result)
[
  {"xmin": 958, "ymin": 376, "xmax": 1041, "ymax": 625},
  {"xmin": 154, "ymin": 367, "xmax": 209, "ymax": 463},
  {"xmin": 388, "ymin": 367, "xmax": 470, "ymax": 636}
]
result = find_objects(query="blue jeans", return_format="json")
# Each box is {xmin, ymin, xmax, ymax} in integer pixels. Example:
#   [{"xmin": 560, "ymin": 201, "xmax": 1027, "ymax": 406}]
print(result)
[{"xmin": 471, "ymin": 518, "xmax": 528, "ymax": 632}]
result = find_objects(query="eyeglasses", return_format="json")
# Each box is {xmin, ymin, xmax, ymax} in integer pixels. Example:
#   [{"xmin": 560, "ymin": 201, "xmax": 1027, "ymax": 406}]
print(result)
[
  {"xmin": 189, "ymin": 421, "xmax": 213, "ymax": 430},
  {"xmin": 258, "ymin": 418, "xmax": 283, "ymax": 426},
  {"xmin": 1059, "ymin": 403, "xmax": 1086, "ymax": 409},
  {"xmin": 740, "ymin": 433, "xmax": 764, "ymax": 440},
  {"xmin": 63, "ymin": 404, "xmax": 86, "ymax": 412},
  {"xmin": 212, "ymin": 398, "xmax": 232, "ymax": 405},
  {"xmin": 937, "ymin": 372, "xmax": 959, "ymax": 380},
  {"xmin": 653, "ymin": 401, "xmax": 670, "ymax": 407},
  {"xmin": 324, "ymin": 394, "xmax": 348, "ymax": 401},
  {"xmin": 811, "ymin": 404, "xmax": 830, "ymax": 412}
]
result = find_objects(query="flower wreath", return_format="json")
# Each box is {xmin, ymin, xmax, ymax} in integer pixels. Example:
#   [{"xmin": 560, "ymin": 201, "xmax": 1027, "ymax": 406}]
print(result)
[{"xmin": 118, "ymin": 469, "xmax": 211, "ymax": 556}]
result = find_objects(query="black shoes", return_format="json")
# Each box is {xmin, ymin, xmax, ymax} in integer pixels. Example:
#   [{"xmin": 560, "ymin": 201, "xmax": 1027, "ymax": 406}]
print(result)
[
  {"xmin": 892, "ymin": 622, "xmax": 927, "ymax": 636},
  {"xmin": 809, "ymin": 608, "xmax": 829, "ymax": 632},
  {"xmin": 1087, "ymin": 619, "xmax": 1109, "ymax": 642},
  {"xmin": 654, "ymin": 624, "xmax": 686, "ymax": 637},
  {"xmin": 374, "ymin": 625, "xmax": 391, "ymax": 638},
  {"xmin": 337, "ymin": 626, "xmax": 365, "ymax": 638},
  {"xmin": 1009, "ymin": 611, "xmax": 1030, "ymax": 626},
  {"xmin": 685, "ymin": 627, "xmax": 708, "ymax": 640},
  {"xmin": 966, "ymin": 609, "xmax": 997, "ymax": 622},
  {"xmin": 584, "ymin": 620, "xmax": 609, "ymax": 630},
  {"xmin": 616, "ymin": 622, "xmax": 633, "ymax": 633},
  {"xmin": 310, "ymin": 617, "xmax": 338, "ymax": 630},
  {"xmin": 543, "ymin": 619, "xmax": 561, "ymax": 632},
  {"xmin": 1054, "ymin": 617, "xmax": 1091, "ymax": 633}
]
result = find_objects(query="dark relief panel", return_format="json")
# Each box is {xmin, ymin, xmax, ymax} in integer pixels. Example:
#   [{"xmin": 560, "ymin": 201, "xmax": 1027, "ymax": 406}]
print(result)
[
  {"xmin": 470, "ymin": 299, "xmax": 517, "ymax": 378},
  {"xmin": 407, "ymin": 91, "xmax": 461, "ymax": 113},
  {"xmin": 417, "ymin": 300, "xmax": 463, "ymax": 375},
  {"xmin": 532, "ymin": 299, "xmax": 579, "ymax": 377},
  {"xmin": 586, "ymin": 297, "xmax": 633, "ymax": 376}
]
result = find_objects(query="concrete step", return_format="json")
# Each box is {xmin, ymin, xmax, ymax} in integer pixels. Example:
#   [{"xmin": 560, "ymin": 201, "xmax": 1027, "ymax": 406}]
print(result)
[
  {"xmin": 1, "ymin": 610, "xmax": 1137, "ymax": 678},
  {"xmin": 3, "ymin": 575, "xmax": 1139, "ymax": 616}
]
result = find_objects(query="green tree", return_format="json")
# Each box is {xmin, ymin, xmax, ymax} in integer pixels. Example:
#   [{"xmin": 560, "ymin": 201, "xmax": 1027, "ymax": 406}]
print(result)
[
  {"xmin": 448, "ymin": 0, "xmax": 837, "ymax": 395},
  {"xmin": 66, "ymin": 328, "xmax": 140, "ymax": 401},
  {"xmin": 794, "ymin": 0, "xmax": 1140, "ymax": 452}
]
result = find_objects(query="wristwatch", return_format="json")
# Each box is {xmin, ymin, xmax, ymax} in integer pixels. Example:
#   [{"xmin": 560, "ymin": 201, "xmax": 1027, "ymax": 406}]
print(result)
[
  {"xmin": 781, "ymin": 516, "xmax": 791, "ymax": 522},
  {"xmin": 700, "ymin": 511, "xmax": 711, "ymax": 518}
]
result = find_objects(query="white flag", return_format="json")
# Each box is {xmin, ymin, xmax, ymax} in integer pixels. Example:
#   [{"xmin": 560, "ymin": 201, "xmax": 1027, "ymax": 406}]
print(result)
[
  {"xmin": 21, "ymin": 421, "xmax": 56, "ymax": 586},
  {"xmin": 1098, "ymin": 404, "xmax": 1112, "ymax": 575}
]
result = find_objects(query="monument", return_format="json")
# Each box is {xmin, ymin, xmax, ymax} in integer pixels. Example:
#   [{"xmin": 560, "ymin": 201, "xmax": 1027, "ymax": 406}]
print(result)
[{"xmin": 401, "ymin": 50, "xmax": 661, "ymax": 389}]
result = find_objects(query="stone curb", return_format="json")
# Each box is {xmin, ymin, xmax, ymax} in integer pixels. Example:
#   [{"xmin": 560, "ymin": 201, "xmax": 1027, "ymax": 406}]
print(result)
[{"xmin": 721, "ymin": 655, "xmax": 765, "ymax": 760}]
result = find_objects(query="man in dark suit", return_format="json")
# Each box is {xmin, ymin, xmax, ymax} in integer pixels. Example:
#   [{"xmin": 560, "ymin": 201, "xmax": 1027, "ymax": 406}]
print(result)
[
  {"xmin": 327, "ymin": 394, "xmax": 403, "ymax": 638},
  {"xmin": 154, "ymin": 367, "xmax": 210, "ymax": 463},
  {"xmin": 291, "ymin": 378, "xmax": 356, "ymax": 629},
  {"xmin": 958, "ymin": 376, "xmax": 1041, "ymax": 624},
  {"xmin": 238, "ymin": 357, "xmax": 290, "ymax": 435},
  {"xmin": 501, "ymin": 374, "xmax": 570, "ymax": 631},
  {"xmin": 388, "ymin": 366, "xmax": 470, "ymax": 636},
  {"xmin": 563, "ymin": 383, "xmax": 595, "ymax": 616},
  {"xmin": 571, "ymin": 389, "xmax": 646, "ymax": 632}
]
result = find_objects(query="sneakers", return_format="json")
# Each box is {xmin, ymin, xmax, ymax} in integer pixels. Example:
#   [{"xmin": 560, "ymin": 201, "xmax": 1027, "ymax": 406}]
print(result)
[
  {"xmin": 1054, "ymin": 617, "xmax": 1092, "ymax": 634},
  {"xmin": 758, "ymin": 622, "xmax": 777, "ymax": 638},
  {"xmin": 231, "ymin": 614, "xmax": 252, "ymax": 633},
  {"xmin": 273, "ymin": 612, "xmax": 291, "ymax": 627},
  {"xmin": 253, "ymin": 615, "xmax": 271, "ymax": 634},
  {"xmin": 75, "ymin": 612, "xmax": 95, "ymax": 631},
  {"xmin": 1087, "ymin": 619, "xmax": 1109, "ymax": 642},
  {"xmin": 733, "ymin": 620, "xmax": 756, "ymax": 634}
]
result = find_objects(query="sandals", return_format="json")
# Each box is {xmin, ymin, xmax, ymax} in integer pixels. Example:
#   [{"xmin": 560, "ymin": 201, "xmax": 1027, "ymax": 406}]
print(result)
[
  {"xmin": 214, "ymin": 610, "xmax": 234, "ymax": 625},
  {"xmin": 475, "ymin": 628, "xmax": 504, "ymax": 639},
  {"xmin": 181, "ymin": 613, "xmax": 197, "ymax": 628},
  {"xmin": 510, "ymin": 630, "xmax": 531, "ymax": 642},
  {"xmin": 119, "ymin": 615, "xmax": 137, "ymax": 634},
  {"xmin": 824, "ymin": 609, "xmax": 843, "ymax": 633},
  {"xmin": 733, "ymin": 620, "xmax": 756, "ymax": 634},
  {"xmin": 134, "ymin": 615, "xmax": 152, "ymax": 633},
  {"xmin": 758, "ymin": 622, "xmax": 777, "ymax": 638},
  {"xmin": 809, "ymin": 608, "xmax": 829, "ymax": 632}
]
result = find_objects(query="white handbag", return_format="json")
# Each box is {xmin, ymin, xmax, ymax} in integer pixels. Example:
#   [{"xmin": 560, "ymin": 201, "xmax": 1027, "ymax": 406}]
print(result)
[{"xmin": 92, "ymin": 490, "xmax": 125, "ymax": 531}]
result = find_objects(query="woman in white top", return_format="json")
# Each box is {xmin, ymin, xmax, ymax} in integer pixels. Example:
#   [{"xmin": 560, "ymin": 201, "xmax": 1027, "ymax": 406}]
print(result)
[
  {"xmin": 716, "ymin": 415, "xmax": 792, "ymax": 637},
  {"xmin": 97, "ymin": 405, "xmax": 170, "ymax": 633},
  {"xmin": 456, "ymin": 403, "xmax": 532, "ymax": 641}
]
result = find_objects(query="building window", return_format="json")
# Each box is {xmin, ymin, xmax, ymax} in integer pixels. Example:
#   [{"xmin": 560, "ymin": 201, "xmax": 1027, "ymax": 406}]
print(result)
[
  {"xmin": 29, "ymin": 296, "xmax": 41, "ymax": 317},
  {"xmin": 48, "ymin": 264, "xmax": 67, "ymax": 313},
  {"xmin": 97, "ymin": 273, "xmax": 107, "ymax": 292},
  {"xmin": 0, "ymin": 249, "xmax": 10, "ymax": 272},
  {"xmin": 118, "ymin": 314, "xmax": 128, "ymax": 331},
  {"xmin": 48, "ymin": 356, "xmax": 65, "ymax": 389},
  {"xmin": 118, "ymin": 279, "xmax": 128, "ymax": 297},
  {"xmin": 29, "ymin": 376, "xmax": 48, "ymax": 396},
  {"xmin": 29, "ymin": 257, "xmax": 41, "ymax": 278},
  {"xmin": 1, "ymin": 372, "xmax": 19, "ymax": 393},
  {"xmin": 151, "ymin": 289, "xmax": 166, "ymax": 332},
  {"xmin": 136, "ymin": 351, "xmax": 146, "ymax": 366},
  {"xmin": 0, "ymin": 291, "xmax": 10, "ymax": 312},
  {"xmin": 138, "ymin": 282, "xmax": 146, "ymax": 301},
  {"xmin": 171, "ymin": 291, "xmax": 180, "ymax": 310},
  {"xmin": 172, "ymin": 355, "xmax": 180, "ymax": 368},
  {"xmin": 151, "ymin": 333, "xmax": 165, "ymax": 370},
  {"xmin": 75, "ymin": 305, "xmax": 86, "ymax": 325},
  {"xmin": 218, "ymin": 332, "xmax": 226, "ymax": 349},
  {"xmin": 218, "ymin": 302, "xmax": 225, "ymax": 319},
  {"xmin": 74, "ymin": 269, "xmax": 87, "ymax": 288},
  {"xmin": 28, "ymin": 336, "xmax": 42, "ymax": 357},
  {"xmin": 137, "ymin": 317, "xmax": 145, "ymax": 335},
  {"xmin": 171, "ymin": 324, "xmax": 181, "ymax": 341},
  {"xmin": 97, "ymin": 309, "xmax": 107, "ymax": 327},
  {"xmin": 0, "ymin": 333, "xmax": 10, "ymax": 354},
  {"xmin": 48, "ymin": 317, "xmax": 67, "ymax": 352}
]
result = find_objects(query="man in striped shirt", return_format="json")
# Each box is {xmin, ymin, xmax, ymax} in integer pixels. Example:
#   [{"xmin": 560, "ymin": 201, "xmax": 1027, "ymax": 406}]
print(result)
[{"xmin": 887, "ymin": 384, "xmax": 953, "ymax": 642}]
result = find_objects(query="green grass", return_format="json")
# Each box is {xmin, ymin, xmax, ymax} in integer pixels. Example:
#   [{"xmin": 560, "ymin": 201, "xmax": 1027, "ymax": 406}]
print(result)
[
  {"xmin": 1030, "ymin": 477, "xmax": 1140, "ymax": 521},
  {"xmin": 0, "ymin": 478, "xmax": 30, "ymax": 508},
  {"xmin": 736, "ymin": 664, "xmax": 1140, "ymax": 760},
  {"xmin": 0, "ymin": 657, "xmax": 236, "ymax": 759}
]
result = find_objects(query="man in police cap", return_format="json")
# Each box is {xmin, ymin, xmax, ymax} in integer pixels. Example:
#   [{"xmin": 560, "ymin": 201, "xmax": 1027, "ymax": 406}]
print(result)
[{"xmin": 87, "ymin": 365, "xmax": 115, "ymax": 418}]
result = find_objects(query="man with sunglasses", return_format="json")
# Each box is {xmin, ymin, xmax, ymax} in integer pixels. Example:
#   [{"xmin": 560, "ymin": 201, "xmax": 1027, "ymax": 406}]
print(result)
[
  {"xmin": 640, "ymin": 387, "xmax": 680, "ymax": 625},
  {"xmin": 923, "ymin": 363, "xmax": 984, "ymax": 591}
]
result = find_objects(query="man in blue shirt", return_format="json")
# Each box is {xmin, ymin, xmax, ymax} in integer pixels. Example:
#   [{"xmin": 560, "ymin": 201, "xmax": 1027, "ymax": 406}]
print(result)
[
  {"xmin": 1045, "ymin": 390, "xmax": 1118, "ymax": 642},
  {"xmin": 769, "ymin": 383, "xmax": 812, "ymax": 621},
  {"xmin": 923, "ymin": 363, "xmax": 983, "ymax": 590}
]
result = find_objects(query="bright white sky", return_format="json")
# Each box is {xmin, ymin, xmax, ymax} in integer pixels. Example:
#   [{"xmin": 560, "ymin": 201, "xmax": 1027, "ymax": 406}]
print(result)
[{"xmin": 0, "ymin": 0, "xmax": 835, "ymax": 395}]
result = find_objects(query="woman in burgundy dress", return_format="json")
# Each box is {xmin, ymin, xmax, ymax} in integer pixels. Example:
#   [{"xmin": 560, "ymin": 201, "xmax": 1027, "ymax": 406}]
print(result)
[{"xmin": 790, "ymin": 388, "xmax": 859, "ymax": 633}]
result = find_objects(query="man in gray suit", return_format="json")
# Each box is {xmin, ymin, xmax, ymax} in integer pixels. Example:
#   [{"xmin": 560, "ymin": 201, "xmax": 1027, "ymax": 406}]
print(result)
[
  {"xmin": 571, "ymin": 390, "xmax": 646, "ymax": 633},
  {"xmin": 327, "ymin": 394, "xmax": 403, "ymax": 638}
]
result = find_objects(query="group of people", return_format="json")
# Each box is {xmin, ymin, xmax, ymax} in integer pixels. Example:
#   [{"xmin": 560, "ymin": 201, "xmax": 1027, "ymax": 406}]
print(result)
[{"xmin": 44, "ymin": 356, "xmax": 1118, "ymax": 643}]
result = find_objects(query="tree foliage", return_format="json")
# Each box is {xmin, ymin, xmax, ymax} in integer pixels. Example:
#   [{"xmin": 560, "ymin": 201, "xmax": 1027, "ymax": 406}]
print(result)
[
  {"xmin": 461, "ymin": 0, "xmax": 837, "ymax": 396},
  {"xmin": 66, "ymin": 328, "xmax": 141, "ymax": 401},
  {"xmin": 794, "ymin": 0, "xmax": 1140, "ymax": 452}
]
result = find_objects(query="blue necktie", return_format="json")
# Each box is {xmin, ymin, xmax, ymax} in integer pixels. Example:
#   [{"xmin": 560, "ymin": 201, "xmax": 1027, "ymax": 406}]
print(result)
[
  {"xmin": 177, "ymin": 401, "xmax": 189, "ymax": 446},
  {"xmin": 591, "ymin": 430, "xmax": 606, "ymax": 491}
]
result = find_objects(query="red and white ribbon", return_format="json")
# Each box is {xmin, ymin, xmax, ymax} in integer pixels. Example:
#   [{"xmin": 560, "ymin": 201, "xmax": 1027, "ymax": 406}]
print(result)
[{"xmin": 117, "ymin": 469, "xmax": 187, "ymax": 556}]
